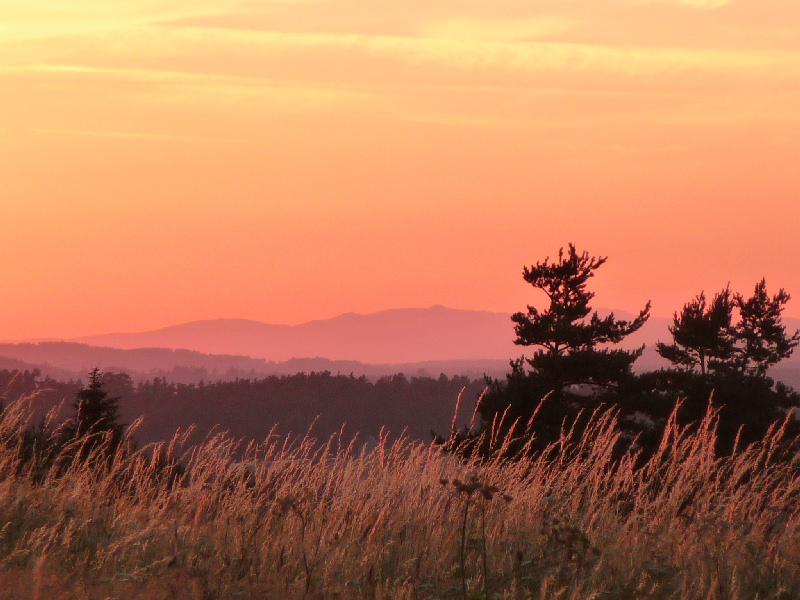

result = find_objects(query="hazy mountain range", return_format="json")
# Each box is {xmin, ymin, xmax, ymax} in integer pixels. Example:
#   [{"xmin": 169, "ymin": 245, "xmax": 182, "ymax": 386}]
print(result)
[
  {"xmin": 72, "ymin": 305, "xmax": 683, "ymax": 363},
  {"xmin": 72, "ymin": 306, "xmax": 518, "ymax": 364},
  {"xmin": 2, "ymin": 306, "xmax": 799, "ymax": 384}
]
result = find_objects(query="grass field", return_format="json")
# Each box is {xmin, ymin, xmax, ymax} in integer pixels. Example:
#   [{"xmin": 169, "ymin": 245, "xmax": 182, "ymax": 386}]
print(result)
[{"xmin": 0, "ymin": 400, "xmax": 798, "ymax": 599}]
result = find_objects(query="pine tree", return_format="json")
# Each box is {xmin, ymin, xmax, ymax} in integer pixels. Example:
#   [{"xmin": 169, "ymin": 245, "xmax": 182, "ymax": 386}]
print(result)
[
  {"xmin": 510, "ymin": 244, "xmax": 651, "ymax": 391},
  {"xmin": 468, "ymin": 245, "xmax": 650, "ymax": 456},
  {"xmin": 656, "ymin": 288, "xmax": 735, "ymax": 376},
  {"xmin": 654, "ymin": 281, "xmax": 800, "ymax": 453},
  {"xmin": 657, "ymin": 281, "xmax": 800, "ymax": 379},
  {"xmin": 63, "ymin": 368, "xmax": 125, "ymax": 462},
  {"xmin": 733, "ymin": 279, "xmax": 800, "ymax": 378}
]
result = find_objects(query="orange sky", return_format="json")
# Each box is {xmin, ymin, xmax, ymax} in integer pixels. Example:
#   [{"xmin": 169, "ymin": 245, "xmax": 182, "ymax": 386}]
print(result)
[{"xmin": 2, "ymin": 0, "xmax": 799, "ymax": 340}]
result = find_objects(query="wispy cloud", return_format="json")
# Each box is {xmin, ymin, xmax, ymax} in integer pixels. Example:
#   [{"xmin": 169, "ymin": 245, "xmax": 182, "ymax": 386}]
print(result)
[
  {"xmin": 9, "ymin": 24, "xmax": 799, "ymax": 93},
  {"xmin": 2, "ymin": 0, "xmax": 800, "ymax": 338},
  {"xmin": 3, "ymin": 62, "xmax": 375, "ymax": 105},
  {"xmin": 3, "ymin": 1, "xmax": 799, "ymax": 134},
  {"xmin": 30, "ymin": 128, "xmax": 232, "ymax": 142},
  {"xmin": 419, "ymin": 17, "xmax": 577, "ymax": 42},
  {"xmin": 638, "ymin": 0, "xmax": 734, "ymax": 7}
]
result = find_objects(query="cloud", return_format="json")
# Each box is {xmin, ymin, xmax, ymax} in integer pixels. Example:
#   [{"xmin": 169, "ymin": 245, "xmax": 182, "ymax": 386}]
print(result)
[
  {"xmin": 640, "ymin": 0, "xmax": 733, "ymax": 7},
  {"xmin": 12, "ymin": 23, "xmax": 799, "ymax": 92},
  {"xmin": 3, "ymin": 0, "xmax": 799, "ymax": 138},
  {"xmin": 1, "ymin": 61, "xmax": 377, "ymax": 129},
  {"xmin": 419, "ymin": 17, "xmax": 576, "ymax": 42},
  {"xmin": 30, "ymin": 128, "xmax": 231, "ymax": 142}
]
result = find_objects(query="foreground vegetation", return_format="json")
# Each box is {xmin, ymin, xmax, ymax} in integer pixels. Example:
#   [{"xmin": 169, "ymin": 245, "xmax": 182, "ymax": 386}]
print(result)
[{"xmin": 0, "ymin": 399, "xmax": 798, "ymax": 599}]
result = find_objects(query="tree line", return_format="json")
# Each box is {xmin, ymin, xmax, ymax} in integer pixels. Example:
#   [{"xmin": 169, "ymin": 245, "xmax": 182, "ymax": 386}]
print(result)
[{"xmin": 1, "ymin": 369, "xmax": 486, "ymax": 472}]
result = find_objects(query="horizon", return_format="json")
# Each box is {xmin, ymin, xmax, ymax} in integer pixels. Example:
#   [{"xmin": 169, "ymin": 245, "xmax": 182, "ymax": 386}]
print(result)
[
  {"xmin": 4, "ymin": 299, "xmax": 800, "ymax": 344},
  {"xmin": 2, "ymin": 304, "xmax": 717, "ymax": 344},
  {"xmin": 2, "ymin": 1, "xmax": 799, "ymax": 340}
]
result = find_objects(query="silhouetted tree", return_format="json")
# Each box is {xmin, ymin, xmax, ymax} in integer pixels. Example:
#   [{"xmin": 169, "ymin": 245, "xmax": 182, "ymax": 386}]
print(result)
[
  {"xmin": 733, "ymin": 279, "xmax": 800, "ymax": 378},
  {"xmin": 61, "ymin": 368, "xmax": 125, "ymax": 462},
  {"xmin": 510, "ymin": 244, "xmax": 651, "ymax": 391},
  {"xmin": 656, "ymin": 288, "xmax": 735, "ymax": 376},
  {"xmin": 658, "ymin": 282, "xmax": 800, "ymax": 381},
  {"xmin": 653, "ymin": 281, "xmax": 800, "ymax": 453},
  {"xmin": 467, "ymin": 245, "xmax": 651, "ymax": 456}
]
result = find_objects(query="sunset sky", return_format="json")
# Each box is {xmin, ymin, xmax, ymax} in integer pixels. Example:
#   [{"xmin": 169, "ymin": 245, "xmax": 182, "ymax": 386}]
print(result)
[{"xmin": 2, "ymin": 0, "xmax": 799, "ymax": 340}]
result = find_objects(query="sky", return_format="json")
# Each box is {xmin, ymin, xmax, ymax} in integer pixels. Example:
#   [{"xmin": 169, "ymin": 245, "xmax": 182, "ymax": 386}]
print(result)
[{"xmin": 1, "ymin": 0, "xmax": 799, "ymax": 340}]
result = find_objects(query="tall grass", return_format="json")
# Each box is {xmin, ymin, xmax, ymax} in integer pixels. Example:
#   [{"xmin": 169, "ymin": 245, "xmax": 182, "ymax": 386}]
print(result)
[{"xmin": 0, "ymin": 398, "xmax": 798, "ymax": 599}]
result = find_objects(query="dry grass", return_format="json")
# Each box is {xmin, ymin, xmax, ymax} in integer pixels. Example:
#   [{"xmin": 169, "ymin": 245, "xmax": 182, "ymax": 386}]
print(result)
[{"xmin": 0, "ymin": 400, "xmax": 798, "ymax": 600}]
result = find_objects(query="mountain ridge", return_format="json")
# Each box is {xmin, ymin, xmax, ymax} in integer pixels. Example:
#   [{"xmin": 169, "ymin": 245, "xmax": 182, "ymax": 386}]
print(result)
[
  {"xmin": 71, "ymin": 306, "xmax": 521, "ymax": 364},
  {"xmin": 55, "ymin": 306, "xmax": 800, "ymax": 365},
  {"xmin": 3, "ymin": 307, "xmax": 797, "ymax": 378},
  {"xmin": 0, "ymin": 305, "xmax": 800, "ymax": 390}
]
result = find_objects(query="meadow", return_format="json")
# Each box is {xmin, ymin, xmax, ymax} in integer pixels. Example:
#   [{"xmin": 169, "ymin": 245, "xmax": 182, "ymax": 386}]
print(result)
[{"xmin": 0, "ymin": 399, "xmax": 798, "ymax": 600}]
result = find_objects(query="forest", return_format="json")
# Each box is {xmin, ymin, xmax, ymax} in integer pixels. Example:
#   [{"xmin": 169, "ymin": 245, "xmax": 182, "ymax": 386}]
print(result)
[{"xmin": 0, "ymin": 369, "xmax": 486, "ymax": 449}]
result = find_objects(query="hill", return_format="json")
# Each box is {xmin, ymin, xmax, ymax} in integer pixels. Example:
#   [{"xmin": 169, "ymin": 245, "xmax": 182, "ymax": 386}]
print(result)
[
  {"xmin": 2, "ymin": 306, "xmax": 798, "ymax": 385},
  {"xmin": 73, "ymin": 306, "xmax": 519, "ymax": 364},
  {"xmin": 70, "ymin": 305, "xmax": 706, "ymax": 366},
  {"xmin": 0, "ymin": 341, "xmax": 512, "ymax": 384}
]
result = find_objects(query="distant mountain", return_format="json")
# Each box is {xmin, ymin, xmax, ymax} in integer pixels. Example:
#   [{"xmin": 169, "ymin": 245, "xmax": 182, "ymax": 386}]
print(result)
[
  {"xmin": 5, "ymin": 308, "xmax": 799, "ymax": 449},
  {"xmin": 74, "ymin": 306, "xmax": 520, "ymax": 364},
  {"xmin": 0, "ymin": 354, "xmax": 76, "ymax": 381},
  {"xmin": 4, "ymin": 306, "xmax": 797, "ymax": 382},
  {"xmin": 66, "ymin": 307, "xmax": 800, "ymax": 366},
  {"xmin": 73, "ymin": 305, "xmax": 725, "ymax": 365}
]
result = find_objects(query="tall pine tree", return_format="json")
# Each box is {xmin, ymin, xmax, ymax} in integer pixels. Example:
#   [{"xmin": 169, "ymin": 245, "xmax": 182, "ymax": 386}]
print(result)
[
  {"xmin": 472, "ymin": 245, "xmax": 650, "ymax": 455},
  {"xmin": 510, "ymin": 244, "xmax": 650, "ymax": 391}
]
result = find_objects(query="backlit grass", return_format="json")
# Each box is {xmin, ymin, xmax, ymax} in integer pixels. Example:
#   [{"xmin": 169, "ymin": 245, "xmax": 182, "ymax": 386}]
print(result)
[{"xmin": 0, "ymin": 399, "xmax": 798, "ymax": 599}]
